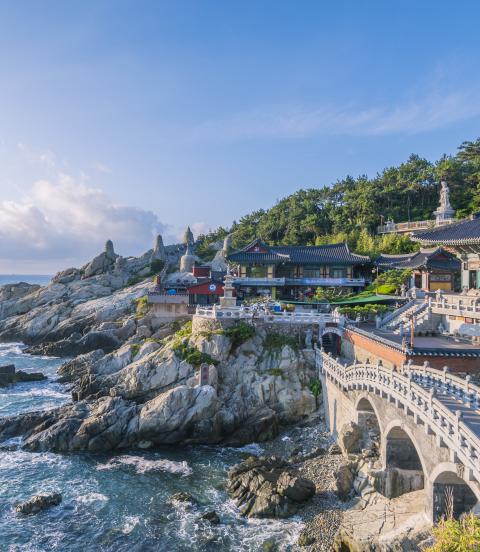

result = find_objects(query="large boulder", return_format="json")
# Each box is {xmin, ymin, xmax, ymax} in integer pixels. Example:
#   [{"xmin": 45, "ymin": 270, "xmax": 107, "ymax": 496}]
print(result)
[
  {"xmin": 15, "ymin": 493, "xmax": 62, "ymax": 515},
  {"xmin": 223, "ymin": 407, "xmax": 279, "ymax": 446},
  {"xmin": 226, "ymin": 456, "xmax": 315, "ymax": 518},
  {"xmin": 339, "ymin": 422, "xmax": 363, "ymax": 455},
  {"xmin": 335, "ymin": 462, "xmax": 355, "ymax": 501},
  {"xmin": 82, "ymin": 240, "xmax": 118, "ymax": 279}
]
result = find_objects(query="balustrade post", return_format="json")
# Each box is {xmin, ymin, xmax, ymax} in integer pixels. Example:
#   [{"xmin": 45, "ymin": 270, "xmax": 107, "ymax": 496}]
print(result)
[
  {"xmin": 455, "ymin": 410, "xmax": 462, "ymax": 444},
  {"xmin": 442, "ymin": 366, "xmax": 448, "ymax": 384}
]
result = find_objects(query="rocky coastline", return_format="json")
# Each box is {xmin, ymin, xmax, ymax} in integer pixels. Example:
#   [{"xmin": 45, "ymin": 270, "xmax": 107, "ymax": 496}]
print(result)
[{"xmin": 0, "ymin": 242, "xmax": 433, "ymax": 551}]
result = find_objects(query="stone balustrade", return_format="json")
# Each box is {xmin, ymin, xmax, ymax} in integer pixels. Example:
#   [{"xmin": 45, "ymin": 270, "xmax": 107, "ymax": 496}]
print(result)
[
  {"xmin": 316, "ymin": 349, "xmax": 480, "ymax": 484},
  {"xmin": 195, "ymin": 305, "xmax": 341, "ymax": 324}
]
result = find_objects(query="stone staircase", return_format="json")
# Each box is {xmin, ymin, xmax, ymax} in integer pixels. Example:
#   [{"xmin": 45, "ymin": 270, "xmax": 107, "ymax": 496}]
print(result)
[{"xmin": 379, "ymin": 300, "xmax": 428, "ymax": 332}]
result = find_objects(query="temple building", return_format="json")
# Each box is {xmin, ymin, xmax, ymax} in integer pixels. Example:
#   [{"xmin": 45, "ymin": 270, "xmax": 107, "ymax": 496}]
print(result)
[
  {"xmin": 375, "ymin": 247, "xmax": 461, "ymax": 292},
  {"xmin": 412, "ymin": 214, "xmax": 480, "ymax": 290},
  {"xmin": 227, "ymin": 238, "xmax": 370, "ymax": 300}
]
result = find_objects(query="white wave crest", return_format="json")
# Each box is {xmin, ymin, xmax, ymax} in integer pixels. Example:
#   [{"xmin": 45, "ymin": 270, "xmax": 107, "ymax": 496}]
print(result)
[
  {"xmin": 122, "ymin": 515, "xmax": 141, "ymax": 534},
  {"xmin": 96, "ymin": 455, "xmax": 193, "ymax": 476},
  {"xmin": 76, "ymin": 492, "xmax": 109, "ymax": 505}
]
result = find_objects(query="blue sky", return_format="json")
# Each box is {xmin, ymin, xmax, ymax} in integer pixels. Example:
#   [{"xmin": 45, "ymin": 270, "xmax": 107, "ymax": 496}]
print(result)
[{"xmin": 1, "ymin": 1, "xmax": 480, "ymax": 273}]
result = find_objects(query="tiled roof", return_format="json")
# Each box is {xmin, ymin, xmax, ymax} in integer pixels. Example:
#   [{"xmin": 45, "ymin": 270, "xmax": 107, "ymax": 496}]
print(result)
[
  {"xmin": 411, "ymin": 216, "xmax": 480, "ymax": 245},
  {"xmin": 228, "ymin": 239, "xmax": 369, "ymax": 265},
  {"xmin": 375, "ymin": 248, "xmax": 460, "ymax": 271}
]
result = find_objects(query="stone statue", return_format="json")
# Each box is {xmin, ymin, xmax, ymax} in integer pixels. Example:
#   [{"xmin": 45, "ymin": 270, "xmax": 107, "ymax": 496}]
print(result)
[
  {"xmin": 180, "ymin": 243, "xmax": 195, "ymax": 273},
  {"xmin": 400, "ymin": 283, "xmax": 406, "ymax": 297},
  {"xmin": 105, "ymin": 240, "xmax": 115, "ymax": 259},
  {"xmin": 434, "ymin": 181, "xmax": 455, "ymax": 224}
]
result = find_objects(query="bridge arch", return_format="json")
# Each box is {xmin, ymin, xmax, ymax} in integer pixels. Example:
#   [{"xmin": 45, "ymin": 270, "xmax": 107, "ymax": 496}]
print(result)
[
  {"xmin": 354, "ymin": 395, "xmax": 383, "ymax": 440},
  {"xmin": 321, "ymin": 327, "xmax": 342, "ymax": 355},
  {"xmin": 429, "ymin": 463, "xmax": 480, "ymax": 522},
  {"xmin": 383, "ymin": 420, "xmax": 427, "ymax": 475}
]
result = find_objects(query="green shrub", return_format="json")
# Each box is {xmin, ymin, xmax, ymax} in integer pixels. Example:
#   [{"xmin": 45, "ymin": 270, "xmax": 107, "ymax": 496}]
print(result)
[
  {"xmin": 267, "ymin": 368, "xmax": 283, "ymax": 377},
  {"xmin": 134, "ymin": 295, "xmax": 149, "ymax": 318},
  {"xmin": 264, "ymin": 332, "xmax": 299, "ymax": 352},
  {"xmin": 224, "ymin": 321, "xmax": 256, "ymax": 348},
  {"xmin": 309, "ymin": 378, "xmax": 322, "ymax": 397},
  {"xmin": 172, "ymin": 340, "xmax": 219, "ymax": 367},
  {"xmin": 176, "ymin": 320, "xmax": 193, "ymax": 338},
  {"xmin": 425, "ymin": 513, "xmax": 480, "ymax": 551},
  {"xmin": 150, "ymin": 259, "xmax": 165, "ymax": 274},
  {"xmin": 376, "ymin": 283, "xmax": 397, "ymax": 295},
  {"xmin": 130, "ymin": 343, "xmax": 141, "ymax": 358}
]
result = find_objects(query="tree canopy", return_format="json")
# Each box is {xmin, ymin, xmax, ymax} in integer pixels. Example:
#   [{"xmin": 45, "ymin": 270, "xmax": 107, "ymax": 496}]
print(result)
[{"xmin": 196, "ymin": 138, "xmax": 480, "ymax": 258}]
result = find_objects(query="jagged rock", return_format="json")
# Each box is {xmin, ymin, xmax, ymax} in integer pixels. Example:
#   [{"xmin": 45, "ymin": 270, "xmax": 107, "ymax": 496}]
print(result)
[
  {"xmin": 0, "ymin": 365, "xmax": 46, "ymax": 387},
  {"xmin": 57, "ymin": 350, "xmax": 105, "ymax": 383},
  {"xmin": 167, "ymin": 492, "xmax": 194, "ymax": 504},
  {"xmin": 329, "ymin": 443, "xmax": 342, "ymax": 455},
  {"xmin": 224, "ymin": 407, "xmax": 279, "ymax": 446},
  {"xmin": 15, "ymin": 493, "xmax": 62, "ymax": 514},
  {"xmin": 52, "ymin": 268, "xmax": 81, "ymax": 284},
  {"xmin": 226, "ymin": 456, "xmax": 315, "ymax": 518},
  {"xmin": 0, "ymin": 282, "xmax": 40, "ymax": 302},
  {"xmin": 335, "ymin": 462, "xmax": 355, "ymax": 501},
  {"xmin": 200, "ymin": 510, "xmax": 220, "ymax": 524},
  {"xmin": 339, "ymin": 422, "xmax": 363, "ymax": 455},
  {"xmin": 83, "ymin": 240, "xmax": 118, "ymax": 279}
]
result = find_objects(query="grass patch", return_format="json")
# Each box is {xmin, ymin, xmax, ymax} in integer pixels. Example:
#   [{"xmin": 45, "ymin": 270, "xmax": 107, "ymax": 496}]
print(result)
[
  {"xmin": 267, "ymin": 368, "xmax": 283, "ymax": 377},
  {"xmin": 175, "ymin": 320, "xmax": 192, "ymax": 338},
  {"xmin": 264, "ymin": 332, "xmax": 299, "ymax": 352},
  {"xmin": 134, "ymin": 295, "xmax": 149, "ymax": 319},
  {"xmin": 130, "ymin": 343, "xmax": 141, "ymax": 358}
]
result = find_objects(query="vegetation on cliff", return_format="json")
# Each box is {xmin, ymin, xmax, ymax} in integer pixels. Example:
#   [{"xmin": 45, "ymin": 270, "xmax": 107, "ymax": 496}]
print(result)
[{"xmin": 197, "ymin": 138, "xmax": 480, "ymax": 256}]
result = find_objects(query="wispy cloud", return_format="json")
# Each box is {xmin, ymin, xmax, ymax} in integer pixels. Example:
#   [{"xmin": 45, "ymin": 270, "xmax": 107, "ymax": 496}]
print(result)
[{"xmin": 192, "ymin": 88, "xmax": 480, "ymax": 141}]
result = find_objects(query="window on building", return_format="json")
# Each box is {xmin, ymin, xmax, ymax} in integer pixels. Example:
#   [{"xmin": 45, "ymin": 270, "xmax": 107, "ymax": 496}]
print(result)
[
  {"xmin": 247, "ymin": 265, "xmax": 268, "ymax": 278},
  {"xmin": 330, "ymin": 267, "xmax": 347, "ymax": 279},
  {"xmin": 304, "ymin": 267, "xmax": 322, "ymax": 278}
]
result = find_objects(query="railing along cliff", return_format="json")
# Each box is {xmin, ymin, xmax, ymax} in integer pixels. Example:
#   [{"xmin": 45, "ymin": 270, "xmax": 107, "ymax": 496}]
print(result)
[{"xmin": 316, "ymin": 349, "xmax": 480, "ymax": 483}]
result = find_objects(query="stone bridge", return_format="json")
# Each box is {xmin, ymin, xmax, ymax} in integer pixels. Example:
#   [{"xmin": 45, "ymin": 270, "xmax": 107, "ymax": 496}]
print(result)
[{"xmin": 316, "ymin": 348, "xmax": 480, "ymax": 522}]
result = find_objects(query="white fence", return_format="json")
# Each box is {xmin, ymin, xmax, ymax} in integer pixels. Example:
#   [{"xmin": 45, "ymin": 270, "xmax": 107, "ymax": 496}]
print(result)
[{"xmin": 195, "ymin": 305, "xmax": 343, "ymax": 325}]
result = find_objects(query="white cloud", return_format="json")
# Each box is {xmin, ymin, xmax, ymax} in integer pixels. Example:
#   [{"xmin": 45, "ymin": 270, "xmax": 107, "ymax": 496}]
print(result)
[
  {"xmin": 193, "ymin": 88, "xmax": 480, "ymax": 141},
  {"xmin": 0, "ymin": 174, "xmax": 166, "ymax": 272}
]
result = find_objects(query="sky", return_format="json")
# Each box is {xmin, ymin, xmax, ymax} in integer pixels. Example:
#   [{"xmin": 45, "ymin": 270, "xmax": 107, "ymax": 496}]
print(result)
[{"xmin": 1, "ymin": 0, "xmax": 480, "ymax": 273}]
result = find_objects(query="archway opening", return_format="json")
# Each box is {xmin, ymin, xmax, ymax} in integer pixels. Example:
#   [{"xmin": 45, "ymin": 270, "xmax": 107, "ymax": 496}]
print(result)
[
  {"xmin": 379, "ymin": 426, "xmax": 424, "ymax": 499},
  {"xmin": 321, "ymin": 331, "xmax": 341, "ymax": 355},
  {"xmin": 433, "ymin": 471, "xmax": 478, "ymax": 522},
  {"xmin": 356, "ymin": 398, "xmax": 380, "ymax": 459}
]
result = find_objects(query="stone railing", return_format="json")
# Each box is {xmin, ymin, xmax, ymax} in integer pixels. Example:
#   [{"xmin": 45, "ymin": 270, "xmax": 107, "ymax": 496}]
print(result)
[
  {"xmin": 404, "ymin": 362, "xmax": 480, "ymax": 410},
  {"xmin": 233, "ymin": 277, "xmax": 365, "ymax": 287},
  {"xmin": 428, "ymin": 295, "xmax": 480, "ymax": 320},
  {"xmin": 377, "ymin": 218, "xmax": 456, "ymax": 234},
  {"xmin": 379, "ymin": 299, "xmax": 415, "ymax": 327},
  {"xmin": 316, "ymin": 349, "xmax": 480, "ymax": 482},
  {"xmin": 195, "ymin": 305, "xmax": 341, "ymax": 324}
]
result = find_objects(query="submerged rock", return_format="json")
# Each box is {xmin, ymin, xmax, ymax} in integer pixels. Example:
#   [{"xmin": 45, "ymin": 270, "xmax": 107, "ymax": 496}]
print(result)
[
  {"xmin": 0, "ymin": 365, "xmax": 47, "ymax": 387},
  {"xmin": 15, "ymin": 493, "xmax": 62, "ymax": 515},
  {"xmin": 226, "ymin": 456, "xmax": 315, "ymax": 518}
]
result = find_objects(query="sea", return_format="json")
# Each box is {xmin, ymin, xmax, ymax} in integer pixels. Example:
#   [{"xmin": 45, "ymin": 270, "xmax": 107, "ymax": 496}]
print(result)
[
  {"xmin": 0, "ymin": 275, "xmax": 52, "ymax": 287},
  {"xmin": 0, "ymin": 343, "xmax": 303, "ymax": 551}
]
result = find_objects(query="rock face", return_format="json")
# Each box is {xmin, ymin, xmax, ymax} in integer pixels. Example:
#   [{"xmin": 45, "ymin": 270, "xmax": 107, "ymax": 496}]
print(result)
[
  {"xmin": 339, "ymin": 422, "xmax": 363, "ymax": 455},
  {"xmin": 15, "ymin": 493, "xmax": 62, "ymax": 515},
  {"xmin": 335, "ymin": 462, "xmax": 355, "ymax": 501},
  {"xmin": 226, "ymin": 456, "xmax": 315, "ymax": 518},
  {"xmin": 0, "ymin": 320, "xmax": 319, "ymax": 452},
  {"xmin": 83, "ymin": 240, "xmax": 118, "ymax": 279}
]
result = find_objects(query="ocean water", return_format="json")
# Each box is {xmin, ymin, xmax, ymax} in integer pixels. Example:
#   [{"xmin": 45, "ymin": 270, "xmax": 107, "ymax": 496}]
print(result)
[
  {"xmin": 0, "ymin": 344, "xmax": 302, "ymax": 551},
  {"xmin": 0, "ymin": 275, "xmax": 52, "ymax": 287}
]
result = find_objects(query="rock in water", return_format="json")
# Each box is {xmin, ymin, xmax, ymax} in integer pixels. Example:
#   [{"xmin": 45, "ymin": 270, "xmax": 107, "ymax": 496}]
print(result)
[
  {"xmin": 0, "ymin": 365, "xmax": 47, "ymax": 387},
  {"xmin": 338, "ymin": 422, "xmax": 363, "ymax": 455},
  {"xmin": 226, "ymin": 456, "xmax": 315, "ymax": 518},
  {"xmin": 15, "ymin": 493, "xmax": 62, "ymax": 514},
  {"xmin": 199, "ymin": 510, "xmax": 220, "ymax": 524}
]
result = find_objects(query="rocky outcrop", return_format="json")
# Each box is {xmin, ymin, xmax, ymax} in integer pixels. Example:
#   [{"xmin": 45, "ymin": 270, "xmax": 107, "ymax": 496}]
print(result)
[
  {"xmin": 0, "ymin": 365, "xmax": 47, "ymax": 387},
  {"xmin": 226, "ymin": 456, "xmax": 315, "ymax": 518},
  {"xmin": 335, "ymin": 462, "xmax": 356, "ymax": 501},
  {"xmin": 0, "ymin": 321, "xmax": 319, "ymax": 451},
  {"xmin": 15, "ymin": 493, "xmax": 62, "ymax": 515},
  {"xmin": 82, "ymin": 240, "xmax": 118, "ymax": 279}
]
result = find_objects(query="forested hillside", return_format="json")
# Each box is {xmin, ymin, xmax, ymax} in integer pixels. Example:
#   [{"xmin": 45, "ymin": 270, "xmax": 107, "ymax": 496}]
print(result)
[{"xmin": 197, "ymin": 138, "xmax": 480, "ymax": 259}]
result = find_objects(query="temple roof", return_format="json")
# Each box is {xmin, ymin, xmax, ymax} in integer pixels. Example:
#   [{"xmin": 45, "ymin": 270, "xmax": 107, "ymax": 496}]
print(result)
[
  {"xmin": 227, "ymin": 238, "xmax": 369, "ymax": 265},
  {"xmin": 375, "ymin": 247, "xmax": 460, "ymax": 271},
  {"xmin": 411, "ymin": 215, "xmax": 480, "ymax": 245}
]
